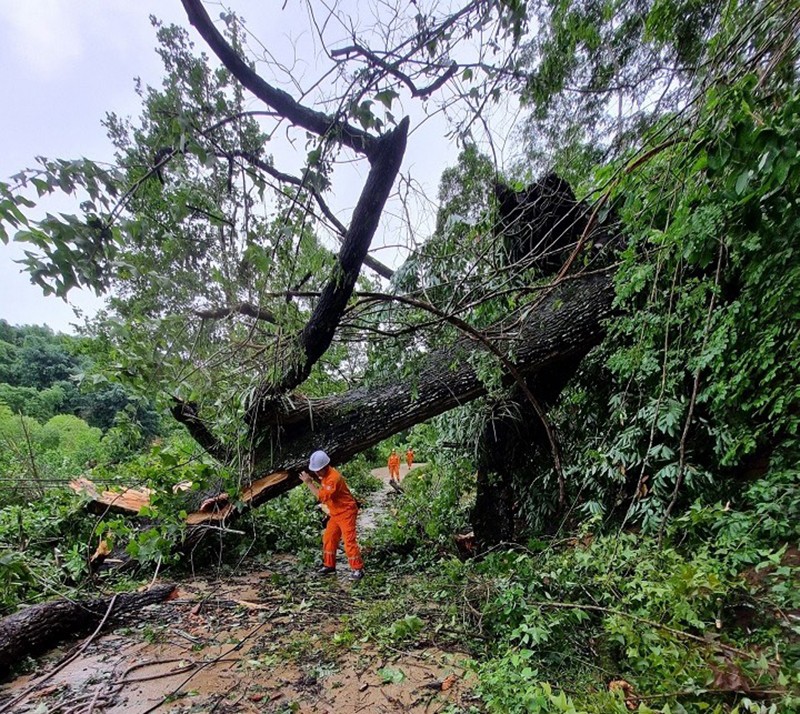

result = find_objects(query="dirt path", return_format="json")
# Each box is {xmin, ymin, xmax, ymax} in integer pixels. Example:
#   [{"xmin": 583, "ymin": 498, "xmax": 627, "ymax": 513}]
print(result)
[
  {"xmin": 358, "ymin": 462, "xmax": 424, "ymax": 533},
  {"xmin": 0, "ymin": 463, "xmax": 474, "ymax": 714}
]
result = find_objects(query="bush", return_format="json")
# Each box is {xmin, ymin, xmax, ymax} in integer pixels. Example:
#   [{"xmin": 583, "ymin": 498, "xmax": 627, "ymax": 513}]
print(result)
[
  {"xmin": 39, "ymin": 414, "xmax": 105, "ymax": 474},
  {"xmin": 249, "ymin": 486, "xmax": 322, "ymax": 555},
  {"xmin": 367, "ymin": 460, "xmax": 473, "ymax": 563},
  {"xmin": 341, "ymin": 454, "xmax": 382, "ymax": 502},
  {"xmin": 0, "ymin": 489, "xmax": 100, "ymax": 612},
  {"xmin": 461, "ymin": 480, "xmax": 800, "ymax": 713}
]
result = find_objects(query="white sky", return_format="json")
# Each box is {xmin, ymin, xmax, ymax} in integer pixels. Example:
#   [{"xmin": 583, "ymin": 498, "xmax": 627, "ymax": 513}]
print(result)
[
  {"xmin": 0, "ymin": 2, "xmax": 186, "ymax": 331},
  {"xmin": 0, "ymin": 1, "xmax": 520, "ymax": 333}
]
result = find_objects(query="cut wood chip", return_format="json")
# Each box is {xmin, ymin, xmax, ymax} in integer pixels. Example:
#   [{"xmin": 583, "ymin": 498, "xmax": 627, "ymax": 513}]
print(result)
[
  {"xmin": 441, "ymin": 674, "xmax": 457, "ymax": 691},
  {"xmin": 70, "ymin": 478, "xmax": 153, "ymax": 514},
  {"xmin": 90, "ymin": 539, "xmax": 112, "ymax": 570}
]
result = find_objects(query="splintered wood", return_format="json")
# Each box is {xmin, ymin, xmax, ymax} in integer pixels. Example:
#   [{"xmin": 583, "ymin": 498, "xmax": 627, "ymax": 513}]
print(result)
[
  {"xmin": 69, "ymin": 471, "xmax": 291, "ymax": 526},
  {"xmin": 69, "ymin": 478, "xmax": 154, "ymax": 514}
]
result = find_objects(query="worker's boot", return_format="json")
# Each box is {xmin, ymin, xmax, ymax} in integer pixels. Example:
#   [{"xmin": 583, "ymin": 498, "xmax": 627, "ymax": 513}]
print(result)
[
  {"xmin": 318, "ymin": 566, "xmax": 337, "ymax": 576},
  {"xmin": 350, "ymin": 569, "xmax": 364, "ymax": 581}
]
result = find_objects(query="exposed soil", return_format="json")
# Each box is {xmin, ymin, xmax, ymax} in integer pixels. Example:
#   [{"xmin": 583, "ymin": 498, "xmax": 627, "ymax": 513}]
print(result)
[{"xmin": 0, "ymin": 463, "xmax": 476, "ymax": 714}]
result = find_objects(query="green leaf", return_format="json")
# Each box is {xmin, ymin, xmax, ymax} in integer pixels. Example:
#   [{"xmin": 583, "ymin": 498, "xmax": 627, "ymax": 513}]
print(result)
[
  {"xmin": 378, "ymin": 667, "xmax": 405, "ymax": 684},
  {"xmin": 773, "ymin": 155, "xmax": 790, "ymax": 185},
  {"xmin": 375, "ymin": 89, "xmax": 399, "ymax": 109},
  {"xmin": 734, "ymin": 170, "xmax": 750, "ymax": 196}
]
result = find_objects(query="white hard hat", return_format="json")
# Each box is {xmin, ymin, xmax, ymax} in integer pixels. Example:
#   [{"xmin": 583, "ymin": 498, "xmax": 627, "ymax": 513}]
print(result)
[{"xmin": 309, "ymin": 450, "xmax": 331, "ymax": 472}]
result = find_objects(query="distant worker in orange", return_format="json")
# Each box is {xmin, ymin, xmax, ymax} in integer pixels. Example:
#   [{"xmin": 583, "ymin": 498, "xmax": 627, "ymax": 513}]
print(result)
[
  {"xmin": 405, "ymin": 447, "xmax": 414, "ymax": 471},
  {"xmin": 299, "ymin": 450, "xmax": 364, "ymax": 580},
  {"xmin": 387, "ymin": 448, "xmax": 401, "ymax": 483}
]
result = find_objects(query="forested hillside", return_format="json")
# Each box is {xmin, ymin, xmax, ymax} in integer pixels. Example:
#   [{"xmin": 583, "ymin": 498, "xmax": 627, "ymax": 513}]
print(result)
[
  {"xmin": 0, "ymin": 0, "xmax": 798, "ymax": 711},
  {"xmin": 0, "ymin": 321, "xmax": 164, "ymax": 500}
]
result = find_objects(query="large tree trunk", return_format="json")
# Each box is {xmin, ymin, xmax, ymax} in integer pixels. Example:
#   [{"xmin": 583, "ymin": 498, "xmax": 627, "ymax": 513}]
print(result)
[
  {"xmin": 0, "ymin": 584, "xmax": 177, "ymax": 677},
  {"xmin": 255, "ymin": 274, "xmax": 611, "ymax": 468},
  {"xmin": 472, "ymin": 355, "xmax": 584, "ymax": 548},
  {"xmin": 176, "ymin": 272, "xmax": 614, "ymax": 536}
]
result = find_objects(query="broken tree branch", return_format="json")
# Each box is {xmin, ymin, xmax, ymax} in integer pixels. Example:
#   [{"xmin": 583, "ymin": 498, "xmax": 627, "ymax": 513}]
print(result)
[
  {"xmin": 261, "ymin": 116, "xmax": 410, "ymax": 396},
  {"xmin": 170, "ymin": 399, "xmax": 234, "ymax": 464},
  {"xmin": 193, "ymin": 301, "xmax": 277, "ymax": 323}
]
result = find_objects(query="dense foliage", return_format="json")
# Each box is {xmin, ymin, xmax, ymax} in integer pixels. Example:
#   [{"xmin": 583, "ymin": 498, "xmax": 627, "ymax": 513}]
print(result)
[
  {"xmin": 0, "ymin": 0, "xmax": 797, "ymax": 710},
  {"xmin": 0, "ymin": 322, "xmax": 163, "ymax": 503},
  {"xmin": 507, "ymin": 0, "xmax": 800, "ymax": 536}
]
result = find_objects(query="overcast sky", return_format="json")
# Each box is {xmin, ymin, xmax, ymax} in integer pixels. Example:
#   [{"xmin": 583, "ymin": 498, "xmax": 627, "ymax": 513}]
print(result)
[
  {"xmin": 0, "ymin": 2, "xmax": 187, "ymax": 331},
  {"xmin": 0, "ymin": 1, "xmax": 519, "ymax": 333}
]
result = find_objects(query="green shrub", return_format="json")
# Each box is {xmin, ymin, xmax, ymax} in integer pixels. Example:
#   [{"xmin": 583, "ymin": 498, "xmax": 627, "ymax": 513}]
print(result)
[
  {"xmin": 251, "ymin": 486, "xmax": 322, "ymax": 554},
  {"xmin": 0, "ymin": 489, "xmax": 100, "ymax": 612},
  {"xmin": 367, "ymin": 461, "xmax": 472, "ymax": 563},
  {"xmin": 461, "ymin": 487, "xmax": 800, "ymax": 713}
]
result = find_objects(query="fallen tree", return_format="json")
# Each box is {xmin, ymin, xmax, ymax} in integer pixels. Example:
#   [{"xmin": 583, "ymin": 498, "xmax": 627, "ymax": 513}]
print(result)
[
  {"xmin": 0, "ymin": 584, "xmax": 177, "ymax": 679},
  {"xmin": 73, "ymin": 270, "xmax": 613, "ymax": 534},
  {"xmin": 157, "ymin": 2, "xmax": 618, "ymax": 532},
  {"xmin": 14, "ymin": 1, "xmax": 619, "ymax": 542},
  {"xmin": 174, "ymin": 271, "xmax": 614, "ymax": 529},
  {"xmin": 249, "ymin": 273, "xmax": 613, "ymax": 471}
]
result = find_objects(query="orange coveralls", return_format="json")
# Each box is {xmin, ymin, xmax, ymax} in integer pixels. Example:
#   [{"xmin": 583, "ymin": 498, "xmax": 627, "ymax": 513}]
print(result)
[
  {"xmin": 388, "ymin": 452, "xmax": 401, "ymax": 481},
  {"xmin": 318, "ymin": 467, "xmax": 363, "ymax": 570},
  {"xmin": 405, "ymin": 449, "xmax": 414, "ymax": 469}
]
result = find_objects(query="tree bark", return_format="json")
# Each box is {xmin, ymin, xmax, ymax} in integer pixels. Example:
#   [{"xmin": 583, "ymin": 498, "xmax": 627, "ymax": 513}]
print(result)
[
  {"xmin": 176, "ymin": 272, "xmax": 614, "ymax": 529},
  {"xmin": 0, "ymin": 584, "xmax": 176, "ymax": 677},
  {"xmin": 472, "ymin": 355, "xmax": 585, "ymax": 548}
]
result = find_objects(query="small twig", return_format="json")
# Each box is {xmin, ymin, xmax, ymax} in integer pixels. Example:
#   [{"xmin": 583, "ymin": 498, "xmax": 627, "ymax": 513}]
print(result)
[
  {"xmin": 83, "ymin": 684, "xmax": 103, "ymax": 714},
  {"xmin": 208, "ymin": 682, "xmax": 241, "ymax": 713},
  {"xmin": 62, "ymin": 695, "xmax": 112, "ymax": 714},
  {"xmin": 148, "ymin": 555, "xmax": 162, "ymax": 590},
  {"xmin": 122, "ymin": 662, "xmax": 197, "ymax": 683},
  {"xmin": 192, "ymin": 524, "xmax": 247, "ymax": 535},
  {"xmin": 120, "ymin": 658, "xmax": 190, "ymax": 680}
]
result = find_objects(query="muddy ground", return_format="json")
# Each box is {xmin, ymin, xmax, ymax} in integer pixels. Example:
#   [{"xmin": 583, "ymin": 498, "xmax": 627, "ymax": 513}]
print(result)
[{"xmin": 1, "ymin": 464, "xmax": 478, "ymax": 713}]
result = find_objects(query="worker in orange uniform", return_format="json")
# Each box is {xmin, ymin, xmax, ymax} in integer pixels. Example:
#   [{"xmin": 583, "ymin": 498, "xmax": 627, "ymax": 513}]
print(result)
[
  {"xmin": 405, "ymin": 447, "xmax": 414, "ymax": 472},
  {"xmin": 387, "ymin": 448, "xmax": 401, "ymax": 483},
  {"xmin": 299, "ymin": 450, "xmax": 364, "ymax": 580}
]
